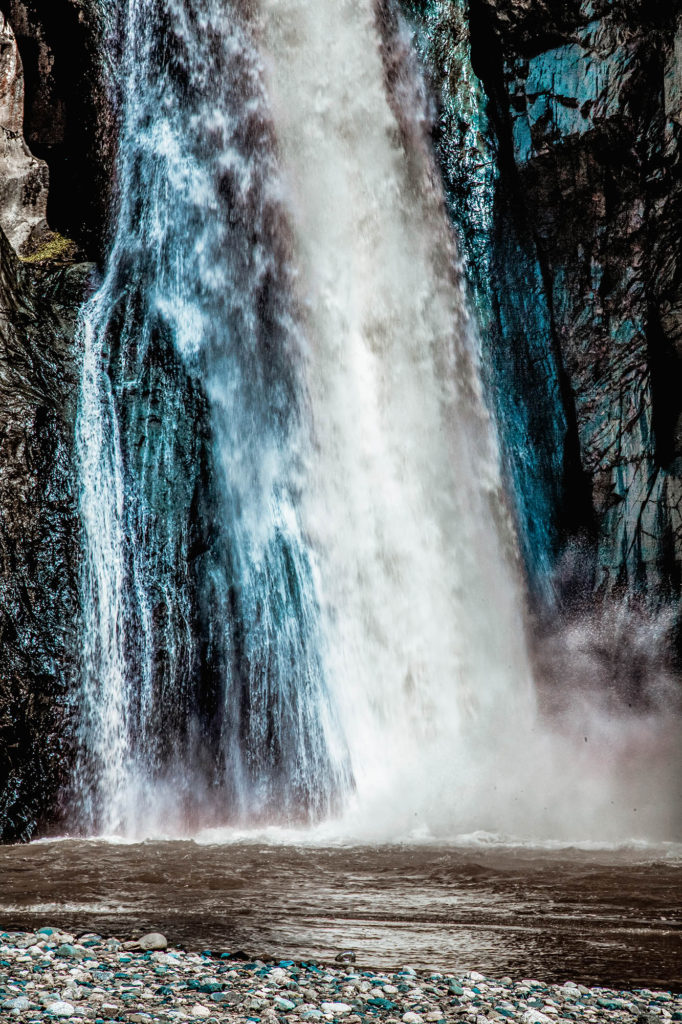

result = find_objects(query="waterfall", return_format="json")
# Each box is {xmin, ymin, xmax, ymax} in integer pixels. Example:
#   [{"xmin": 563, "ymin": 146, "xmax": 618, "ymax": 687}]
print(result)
[
  {"xmin": 75, "ymin": 0, "xmax": 678, "ymax": 844},
  {"xmin": 257, "ymin": 0, "xmax": 536, "ymax": 834},
  {"xmin": 75, "ymin": 0, "xmax": 351, "ymax": 834}
]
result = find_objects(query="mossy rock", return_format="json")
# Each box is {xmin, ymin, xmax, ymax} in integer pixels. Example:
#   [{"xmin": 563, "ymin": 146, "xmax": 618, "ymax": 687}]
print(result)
[{"xmin": 19, "ymin": 231, "xmax": 83, "ymax": 266}]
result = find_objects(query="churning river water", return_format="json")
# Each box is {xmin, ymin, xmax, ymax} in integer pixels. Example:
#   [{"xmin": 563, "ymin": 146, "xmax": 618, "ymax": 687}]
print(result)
[{"xmin": 0, "ymin": 841, "xmax": 680, "ymax": 992}]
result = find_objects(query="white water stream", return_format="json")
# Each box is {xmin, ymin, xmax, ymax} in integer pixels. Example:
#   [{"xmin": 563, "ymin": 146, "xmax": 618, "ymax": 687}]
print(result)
[{"xmin": 257, "ymin": 0, "xmax": 537, "ymax": 833}]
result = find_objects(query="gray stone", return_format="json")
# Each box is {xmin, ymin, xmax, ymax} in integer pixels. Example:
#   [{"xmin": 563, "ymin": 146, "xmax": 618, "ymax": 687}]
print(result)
[
  {"xmin": 137, "ymin": 932, "xmax": 168, "ymax": 951},
  {"xmin": 47, "ymin": 1002, "xmax": 76, "ymax": 1018}
]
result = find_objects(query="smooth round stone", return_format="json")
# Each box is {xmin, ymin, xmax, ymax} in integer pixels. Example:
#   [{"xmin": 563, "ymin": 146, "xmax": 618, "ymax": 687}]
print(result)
[
  {"xmin": 138, "ymin": 933, "xmax": 168, "ymax": 951},
  {"xmin": 47, "ymin": 1001, "xmax": 76, "ymax": 1018},
  {"xmin": 191, "ymin": 1005, "xmax": 211, "ymax": 1019},
  {"xmin": 5, "ymin": 996, "xmax": 30, "ymax": 1011},
  {"xmin": 274, "ymin": 995, "xmax": 297, "ymax": 1011},
  {"xmin": 321, "ymin": 1002, "xmax": 354, "ymax": 1016},
  {"xmin": 56, "ymin": 943, "xmax": 81, "ymax": 959},
  {"xmin": 402, "ymin": 1014, "xmax": 424, "ymax": 1024}
]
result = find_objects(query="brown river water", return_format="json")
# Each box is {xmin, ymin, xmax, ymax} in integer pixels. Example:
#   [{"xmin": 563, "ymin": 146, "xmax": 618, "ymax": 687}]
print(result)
[{"xmin": 0, "ymin": 841, "xmax": 680, "ymax": 992}]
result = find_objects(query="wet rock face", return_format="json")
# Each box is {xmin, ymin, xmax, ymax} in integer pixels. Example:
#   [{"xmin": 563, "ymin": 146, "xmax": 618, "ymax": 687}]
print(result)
[
  {"xmin": 0, "ymin": 225, "xmax": 91, "ymax": 842},
  {"xmin": 488, "ymin": 0, "xmax": 682, "ymax": 598},
  {"xmin": 414, "ymin": 0, "xmax": 682, "ymax": 603},
  {"xmin": 0, "ymin": 0, "xmax": 100, "ymax": 841}
]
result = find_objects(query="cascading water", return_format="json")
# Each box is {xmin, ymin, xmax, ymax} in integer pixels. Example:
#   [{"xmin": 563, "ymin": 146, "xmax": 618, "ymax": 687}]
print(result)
[
  {"xmin": 75, "ymin": 0, "xmax": 351, "ymax": 834},
  {"xmin": 74, "ymin": 0, "xmax": 680, "ymax": 842},
  {"xmin": 257, "ymin": 0, "xmax": 537, "ymax": 834}
]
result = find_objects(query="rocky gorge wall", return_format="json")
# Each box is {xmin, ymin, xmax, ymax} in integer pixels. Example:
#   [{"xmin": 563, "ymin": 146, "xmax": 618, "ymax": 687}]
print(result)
[
  {"xmin": 404, "ymin": 0, "xmax": 682, "ymax": 611},
  {"xmin": 0, "ymin": 0, "xmax": 100, "ymax": 841},
  {"xmin": 0, "ymin": 226, "xmax": 91, "ymax": 841},
  {"xmin": 0, "ymin": 0, "xmax": 681, "ymax": 840}
]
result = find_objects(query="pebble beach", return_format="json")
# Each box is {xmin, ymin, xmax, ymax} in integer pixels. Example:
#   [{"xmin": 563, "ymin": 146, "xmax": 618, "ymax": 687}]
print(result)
[{"xmin": 1, "ymin": 929, "xmax": 680, "ymax": 1024}]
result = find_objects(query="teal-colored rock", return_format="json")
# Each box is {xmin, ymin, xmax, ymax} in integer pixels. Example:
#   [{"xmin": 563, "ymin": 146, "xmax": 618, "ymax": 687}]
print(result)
[
  {"xmin": 495, "ymin": 1008, "xmax": 515, "ymax": 1018},
  {"xmin": 155, "ymin": 986, "xmax": 173, "ymax": 996},
  {"xmin": 199, "ymin": 981, "xmax": 223, "ymax": 993},
  {"xmin": 367, "ymin": 997, "xmax": 396, "ymax": 1010},
  {"xmin": 37, "ymin": 928, "xmax": 54, "ymax": 936},
  {"xmin": 274, "ymin": 996, "xmax": 296, "ymax": 1011},
  {"xmin": 56, "ymin": 944, "xmax": 80, "ymax": 959},
  {"xmin": 449, "ymin": 985, "xmax": 464, "ymax": 996}
]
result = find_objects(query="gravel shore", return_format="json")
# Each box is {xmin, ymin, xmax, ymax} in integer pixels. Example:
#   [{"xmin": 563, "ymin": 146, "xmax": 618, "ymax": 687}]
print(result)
[{"xmin": 1, "ymin": 929, "xmax": 680, "ymax": 1024}]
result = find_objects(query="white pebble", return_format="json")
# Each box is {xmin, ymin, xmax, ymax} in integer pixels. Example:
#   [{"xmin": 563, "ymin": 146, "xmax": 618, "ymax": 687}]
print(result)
[
  {"xmin": 47, "ymin": 1002, "xmax": 75, "ymax": 1019},
  {"xmin": 321, "ymin": 1002, "xmax": 354, "ymax": 1016}
]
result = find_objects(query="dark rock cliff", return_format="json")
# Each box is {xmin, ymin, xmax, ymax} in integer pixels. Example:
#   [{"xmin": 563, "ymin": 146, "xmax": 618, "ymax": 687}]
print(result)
[
  {"xmin": 0, "ymin": 0, "xmax": 105, "ymax": 840},
  {"xmin": 406, "ymin": 0, "xmax": 682, "ymax": 610},
  {"xmin": 0, "ymin": 0, "xmax": 100, "ymax": 842},
  {"xmin": 0, "ymin": 224, "xmax": 91, "ymax": 841},
  {"xmin": 0, "ymin": 0, "xmax": 114, "ymax": 257}
]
